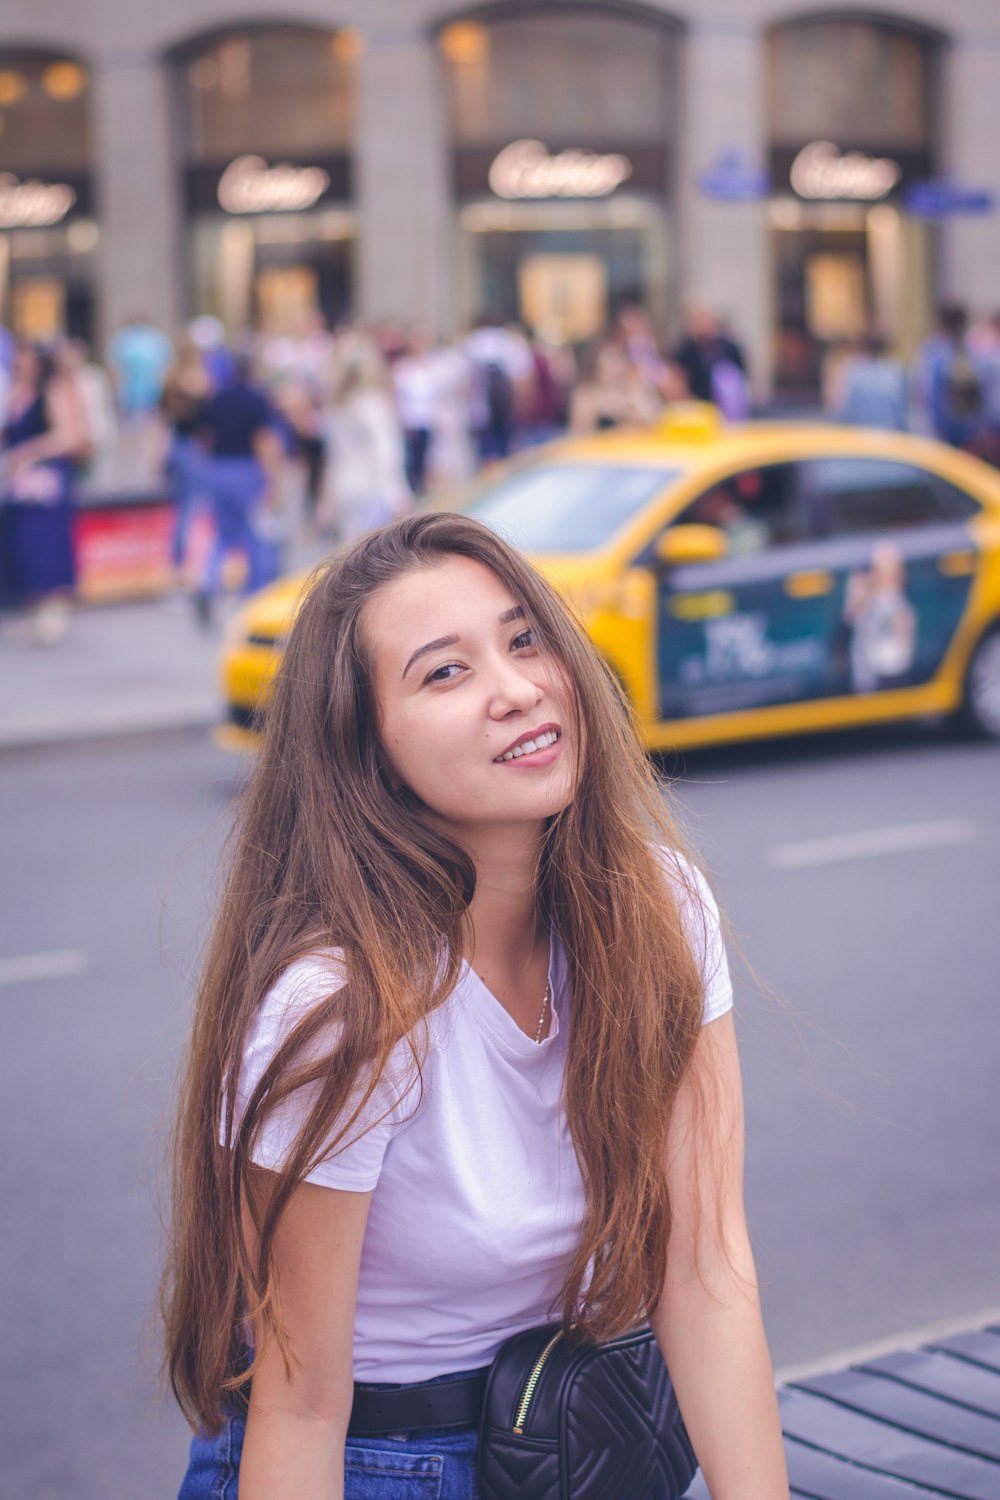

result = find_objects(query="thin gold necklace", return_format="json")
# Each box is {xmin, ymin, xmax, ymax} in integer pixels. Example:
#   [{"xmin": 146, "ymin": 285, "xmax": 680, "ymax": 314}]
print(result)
[{"xmin": 534, "ymin": 978, "xmax": 552, "ymax": 1045}]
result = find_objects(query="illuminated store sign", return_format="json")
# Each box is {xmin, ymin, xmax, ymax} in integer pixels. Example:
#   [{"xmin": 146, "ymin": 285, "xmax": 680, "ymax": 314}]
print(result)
[
  {"xmin": 218, "ymin": 155, "xmax": 331, "ymax": 214},
  {"xmin": 791, "ymin": 141, "xmax": 901, "ymax": 201},
  {"xmin": 489, "ymin": 140, "xmax": 633, "ymax": 200},
  {"xmin": 0, "ymin": 172, "xmax": 76, "ymax": 229}
]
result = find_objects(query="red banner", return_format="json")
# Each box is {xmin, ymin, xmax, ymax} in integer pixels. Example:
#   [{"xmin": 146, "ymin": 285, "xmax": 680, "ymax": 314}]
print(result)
[{"xmin": 74, "ymin": 503, "xmax": 175, "ymax": 603}]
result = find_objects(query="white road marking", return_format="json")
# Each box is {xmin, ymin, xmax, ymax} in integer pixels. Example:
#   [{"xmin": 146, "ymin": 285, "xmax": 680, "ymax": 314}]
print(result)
[
  {"xmin": 769, "ymin": 818, "xmax": 979, "ymax": 870},
  {"xmin": 775, "ymin": 1302, "xmax": 1000, "ymax": 1385},
  {"xmin": 0, "ymin": 950, "xmax": 90, "ymax": 986}
]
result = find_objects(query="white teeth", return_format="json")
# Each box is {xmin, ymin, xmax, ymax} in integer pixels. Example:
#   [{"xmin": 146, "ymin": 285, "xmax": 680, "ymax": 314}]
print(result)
[{"xmin": 496, "ymin": 730, "xmax": 559, "ymax": 762}]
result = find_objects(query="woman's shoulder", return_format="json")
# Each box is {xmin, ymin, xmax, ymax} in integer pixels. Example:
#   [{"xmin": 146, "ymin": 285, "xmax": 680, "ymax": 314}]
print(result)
[
  {"xmin": 250, "ymin": 949, "xmax": 348, "ymax": 1053},
  {"xmin": 654, "ymin": 845, "xmax": 719, "ymax": 911},
  {"xmin": 653, "ymin": 847, "xmax": 733, "ymax": 1025},
  {"xmin": 249, "ymin": 949, "xmax": 454, "ymax": 1067}
]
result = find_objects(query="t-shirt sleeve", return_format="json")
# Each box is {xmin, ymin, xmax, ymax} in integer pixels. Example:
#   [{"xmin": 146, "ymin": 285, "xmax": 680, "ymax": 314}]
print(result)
[
  {"xmin": 229, "ymin": 953, "xmax": 412, "ymax": 1192},
  {"xmin": 659, "ymin": 850, "xmax": 734, "ymax": 1025}
]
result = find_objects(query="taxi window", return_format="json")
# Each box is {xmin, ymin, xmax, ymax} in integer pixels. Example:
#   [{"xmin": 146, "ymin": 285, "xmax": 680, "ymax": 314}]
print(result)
[
  {"xmin": 465, "ymin": 463, "xmax": 682, "ymax": 554},
  {"xmin": 670, "ymin": 464, "xmax": 803, "ymax": 554},
  {"xmin": 800, "ymin": 458, "xmax": 977, "ymax": 535}
]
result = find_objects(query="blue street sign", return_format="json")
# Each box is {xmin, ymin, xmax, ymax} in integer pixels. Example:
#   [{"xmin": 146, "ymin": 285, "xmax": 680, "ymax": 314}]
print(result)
[
  {"xmin": 903, "ymin": 179, "xmax": 995, "ymax": 218},
  {"xmin": 698, "ymin": 149, "xmax": 771, "ymax": 203}
]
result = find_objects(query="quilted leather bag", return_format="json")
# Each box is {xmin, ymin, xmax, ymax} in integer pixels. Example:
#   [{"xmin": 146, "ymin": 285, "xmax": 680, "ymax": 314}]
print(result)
[{"xmin": 477, "ymin": 1321, "xmax": 696, "ymax": 1500}]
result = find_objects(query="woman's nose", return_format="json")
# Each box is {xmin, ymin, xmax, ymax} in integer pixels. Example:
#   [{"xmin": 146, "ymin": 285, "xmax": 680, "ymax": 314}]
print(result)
[{"xmin": 488, "ymin": 660, "xmax": 543, "ymax": 716}]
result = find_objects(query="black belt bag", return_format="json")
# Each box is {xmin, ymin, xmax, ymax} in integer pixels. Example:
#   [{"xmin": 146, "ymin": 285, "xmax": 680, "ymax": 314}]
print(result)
[{"xmin": 477, "ymin": 1321, "xmax": 696, "ymax": 1500}]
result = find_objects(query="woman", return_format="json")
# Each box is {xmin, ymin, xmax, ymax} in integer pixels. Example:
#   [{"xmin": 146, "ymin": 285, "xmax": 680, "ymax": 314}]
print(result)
[
  {"xmin": 1, "ymin": 342, "xmax": 85, "ymax": 643},
  {"xmin": 164, "ymin": 513, "xmax": 788, "ymax": 1499},
  {"xmin": 160, "ymin": 339, "xmax": 210, "ymax": 588},
  {"xmin": 318, "ymin": 331, "xmax": 410, "ymax": 541},
  {"xmin": 568, "ymin": 341, "xmax": 662, "ymax": 434}
]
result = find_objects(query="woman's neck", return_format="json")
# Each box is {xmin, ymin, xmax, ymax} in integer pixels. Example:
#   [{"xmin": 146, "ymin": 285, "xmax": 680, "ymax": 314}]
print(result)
[{"xmin": 461, "ymin": 823, "xmax": 547, "ymax": 977}]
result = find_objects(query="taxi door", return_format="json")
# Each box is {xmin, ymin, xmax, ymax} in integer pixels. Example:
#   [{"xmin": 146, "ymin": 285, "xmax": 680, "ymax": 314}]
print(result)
[
  {"xmin": 652, "ymin": 462, "xmax": 837, "ymax": 721},
  {"xmin": 795, "ymin": 455, "xmax": 978, "ymax": 699}
]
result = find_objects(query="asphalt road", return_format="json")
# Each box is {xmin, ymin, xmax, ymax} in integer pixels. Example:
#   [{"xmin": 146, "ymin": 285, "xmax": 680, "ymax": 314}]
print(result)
[{"xmin": 2, "ymin": 723, "xmax": 998, "ymax": 1499}]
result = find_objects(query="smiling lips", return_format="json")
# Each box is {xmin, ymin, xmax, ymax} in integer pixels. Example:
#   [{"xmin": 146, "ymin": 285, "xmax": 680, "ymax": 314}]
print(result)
[{"xmin": 494, "ymin": 726, "xmax": 561, "ymax": 763}]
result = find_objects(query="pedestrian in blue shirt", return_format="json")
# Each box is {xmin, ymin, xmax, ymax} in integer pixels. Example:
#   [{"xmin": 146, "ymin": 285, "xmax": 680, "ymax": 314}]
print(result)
[
  {"xmin": 915, "ymin": 305, "xmax": 987, "ymax": 450},
  {"xmin": 837, "ymin": 332, "xmax": 909, "ymax": 431},
  {"xmin": 195, "ymin": 357, "xmax": 280, "ymax": 628}
]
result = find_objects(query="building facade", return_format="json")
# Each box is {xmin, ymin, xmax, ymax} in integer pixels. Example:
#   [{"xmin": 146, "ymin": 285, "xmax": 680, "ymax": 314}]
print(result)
[{"xmin": 1, "ymin": 0, "xmax": 999, "ymax": 397}]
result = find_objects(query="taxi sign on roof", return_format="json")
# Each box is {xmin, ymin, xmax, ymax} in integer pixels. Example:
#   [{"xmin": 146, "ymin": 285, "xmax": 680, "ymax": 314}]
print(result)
[{"xmin": 656, "ymin": 402, "xmax": 724, "ymax": 443}]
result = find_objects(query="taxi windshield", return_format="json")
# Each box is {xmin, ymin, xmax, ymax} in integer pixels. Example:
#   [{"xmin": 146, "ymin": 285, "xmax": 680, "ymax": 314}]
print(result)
[{"xmin": 465, "ymin": 462, "xmax": 681, "ymax": 554}]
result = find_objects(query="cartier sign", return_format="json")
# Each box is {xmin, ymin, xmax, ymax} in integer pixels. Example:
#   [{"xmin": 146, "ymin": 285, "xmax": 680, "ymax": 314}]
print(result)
[
  {"xmin": 790, "ymin": 141, "xmax": 901, "ymax": 202},
  {"xmin": 0, "ymin": 172, "xmax": 76, "ymax": 229},
  {"xmin": 489, "ymin": 139, "xmax": 633, "ymax": 200},
  {"xmin": 218, "ymin": 155, "xmax": 331, "ymax": 214}
]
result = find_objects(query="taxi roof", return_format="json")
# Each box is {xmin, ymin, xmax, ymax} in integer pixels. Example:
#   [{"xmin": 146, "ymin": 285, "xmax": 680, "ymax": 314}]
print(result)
[
  {"xmin": 539, "ymin": 416, "xmax": 999, "ymax": 492},
  {"xmin": 490, "ymin": 409, "xmax": 1000, "ymax": 571}
]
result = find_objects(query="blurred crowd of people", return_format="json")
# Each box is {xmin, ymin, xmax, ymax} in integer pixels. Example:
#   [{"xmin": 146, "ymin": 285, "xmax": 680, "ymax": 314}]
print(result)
[
  {"xmin": 0, "ymin": 303, "xmax": 753, "ymax": 641},
  {"xmin": 15, "ymin": 292, "xmax": 1000, "ymax": 647},
  {"xmin": 824, "ymin": 302, "xmax": 1000, "ymax": 458}
]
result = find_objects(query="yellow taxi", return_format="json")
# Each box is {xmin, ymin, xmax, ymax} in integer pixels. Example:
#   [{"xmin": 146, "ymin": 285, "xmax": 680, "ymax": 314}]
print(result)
[{"xmin": 218, "ymin": 406, "xmax": 1000, "ymax": 752}]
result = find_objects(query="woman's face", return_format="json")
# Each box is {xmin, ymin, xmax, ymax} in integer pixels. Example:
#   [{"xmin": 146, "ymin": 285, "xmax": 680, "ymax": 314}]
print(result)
[
  {"xmin": 13, "ymin": 347, "xmax": 41, "ymax": 386},
  {"xmin": 364, "ymin": 555, "xmax": 579, "ymax": 839}
]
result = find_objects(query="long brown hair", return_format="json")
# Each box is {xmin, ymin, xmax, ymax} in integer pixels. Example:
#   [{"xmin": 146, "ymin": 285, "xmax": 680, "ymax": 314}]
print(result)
[{"xmin": 163, "ymin": 512, "xmax": 707, "ymax": 1432}]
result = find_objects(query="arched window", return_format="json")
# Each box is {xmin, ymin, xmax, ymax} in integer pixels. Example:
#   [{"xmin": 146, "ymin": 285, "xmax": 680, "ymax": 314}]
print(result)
[
  {"xmin": 0, "ymin": 50, "xmax": 91, "ymax": 174},
  {"xmin": 175, "ymin": 23, "xmax": 357, "ymax": 163},
  {"xmin": 440, "ymin": 6, "xmax": 677, "ymax": 147},
  {"xmin": 767, "ymin": 15, "xmax": 940, "ymax": 153}
]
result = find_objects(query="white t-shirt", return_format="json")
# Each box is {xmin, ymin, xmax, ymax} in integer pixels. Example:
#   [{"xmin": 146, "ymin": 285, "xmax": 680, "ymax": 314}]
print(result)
[{"xmin": 234, "ymin": 858, "xmax": 732, "ymax": 1382}]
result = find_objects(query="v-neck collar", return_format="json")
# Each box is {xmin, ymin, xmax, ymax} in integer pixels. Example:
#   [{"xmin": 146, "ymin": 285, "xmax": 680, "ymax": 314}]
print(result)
[{"xmin": 460, "ymin": 932, "xmax": 562, "ymax": 1058}]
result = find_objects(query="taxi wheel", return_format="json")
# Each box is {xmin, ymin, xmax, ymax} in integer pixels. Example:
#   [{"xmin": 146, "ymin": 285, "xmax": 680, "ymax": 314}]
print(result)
[{"xmin": 958, "ymin": 625, "xmax": 1000, "ymax": 738}]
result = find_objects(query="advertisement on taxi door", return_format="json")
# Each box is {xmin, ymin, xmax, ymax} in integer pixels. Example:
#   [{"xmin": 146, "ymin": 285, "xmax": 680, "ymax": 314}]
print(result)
[{"xmin": 658, "ymin": 537, "xmax": 973, "ymax": 722}]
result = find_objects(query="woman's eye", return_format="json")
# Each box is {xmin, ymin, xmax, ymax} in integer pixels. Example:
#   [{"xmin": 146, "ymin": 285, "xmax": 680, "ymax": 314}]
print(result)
[
  {"xmin": 425, "ymin": 662, "xmax": 463, "ymax": 683},
  {"xmin": 511, "ymin": 627, "xmax": 536, "ymax": 651}
]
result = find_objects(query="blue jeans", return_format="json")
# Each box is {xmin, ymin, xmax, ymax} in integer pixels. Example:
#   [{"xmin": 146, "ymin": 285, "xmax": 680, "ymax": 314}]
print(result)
[
  {"xmin": 201, "ymin": 457, "xmax": 274, "ymax": 599},
  {"xmin": 178, "ymin": 1374, "xmax": 481, "ymax": 1499},
  {"xmin": 167, "ymin": 434, "xmax": 209, "ymax": 571}
]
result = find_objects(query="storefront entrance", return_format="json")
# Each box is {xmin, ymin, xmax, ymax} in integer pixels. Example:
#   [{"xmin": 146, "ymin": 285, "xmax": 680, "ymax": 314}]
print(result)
[
  {"xmin": 442, "ymin": 6, "xmax": 678, "ymax": 343},
  {"xmin": 770, "ymin": 198, "xmax": 935, "ymax": 399},
  {"xmin": 456, "ymin": 199, "xmax": 669, "ymax": 340},
  {"xmin": 173, "ymin": 24, "xmax": 358, "ymax": 337},
  {"xmin": 188, "ymin": 211, "xmax": 355, "ymax": 336},
  {"xmin": 1, "ymin": 221, "xmax": 98, "ymax": 345},
  {"xmin": 0, "ymin": 50, "xmax": 96, "ymax": 345},
  {"xmin": 766, "ymin": 16, "xmax": 943, "ymax": 401}
]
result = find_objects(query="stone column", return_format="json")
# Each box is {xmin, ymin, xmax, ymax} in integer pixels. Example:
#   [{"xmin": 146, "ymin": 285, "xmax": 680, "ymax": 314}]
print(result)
[
  {"xmin": 676, "ymin": 19, "xmax": 772, "ymax": 397},
  {"xmin": 939, "ymin": 31, "xmax": 1000, "ymax": 314},
  {"xmin": 355, "ymin": 27, "xmax": 453, "ymax": 332},
  {"xmin": 91, "ymin": 52, "xmax": 181, "ymax": 351}
]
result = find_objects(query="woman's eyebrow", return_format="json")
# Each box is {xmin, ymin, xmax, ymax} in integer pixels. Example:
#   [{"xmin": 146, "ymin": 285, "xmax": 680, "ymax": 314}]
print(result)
[
  {"xmin": 402, "ymin": 634, "xmax": 459, "ymax": 679},
  {"xmin": 401, "ymin": 606, "xmax": 526, "ymax": 679}
]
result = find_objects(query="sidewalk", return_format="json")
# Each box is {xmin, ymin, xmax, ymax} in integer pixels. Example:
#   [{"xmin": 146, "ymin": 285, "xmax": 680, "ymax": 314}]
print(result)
[
  {"xmin": 0, "ymin": 595, "xmax": 225, "ymax": 750},
  {"xmin": 0, "ymin": 516, "xmax": 333, "ymax": 750}
]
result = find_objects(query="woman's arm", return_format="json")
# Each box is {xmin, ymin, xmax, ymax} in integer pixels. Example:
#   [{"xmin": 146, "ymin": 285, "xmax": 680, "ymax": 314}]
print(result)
[
  {"xmin": 650, "ymin": 1012, "xmax": 789, "ymax": 1500},
  {"xmin": 239, "ymin": 1173, "xmax": 373, "ymax": 1500}
]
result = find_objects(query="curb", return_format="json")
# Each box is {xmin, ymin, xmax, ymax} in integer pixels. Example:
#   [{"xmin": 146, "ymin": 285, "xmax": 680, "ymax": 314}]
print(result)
[{"xmin": 0, "ymin": 706, "xmax": 222, "ymax": 756}]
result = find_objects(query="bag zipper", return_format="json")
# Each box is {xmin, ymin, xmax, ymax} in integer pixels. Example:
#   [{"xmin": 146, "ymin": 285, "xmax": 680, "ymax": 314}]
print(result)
[{"xmin": 512, "ymin": 1329, "xmax": 564, "ymax": 1434}]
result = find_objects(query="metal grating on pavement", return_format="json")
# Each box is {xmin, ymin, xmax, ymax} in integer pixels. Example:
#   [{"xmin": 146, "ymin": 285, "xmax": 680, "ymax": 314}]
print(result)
[{"xmin": 684, "ymin": 1325, "xmax": 1000, "ymax": 1498}]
